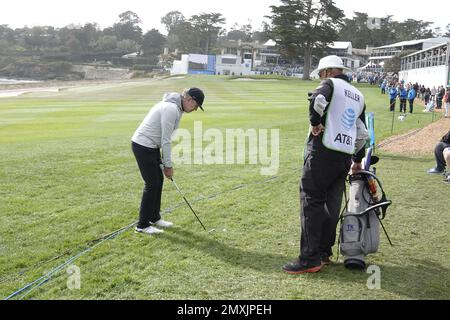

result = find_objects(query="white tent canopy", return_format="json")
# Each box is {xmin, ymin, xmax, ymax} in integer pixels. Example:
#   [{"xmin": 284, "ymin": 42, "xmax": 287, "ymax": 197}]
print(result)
[{"xmin": 359, "ymin": 62, "xmax": 381, "ymax": 70}]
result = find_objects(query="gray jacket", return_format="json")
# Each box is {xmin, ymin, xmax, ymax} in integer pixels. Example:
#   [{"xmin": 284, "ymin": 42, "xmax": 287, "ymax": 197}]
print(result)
[{"xmin": 132, "ymin": 93, "xmax": 183, "ymax": 167}]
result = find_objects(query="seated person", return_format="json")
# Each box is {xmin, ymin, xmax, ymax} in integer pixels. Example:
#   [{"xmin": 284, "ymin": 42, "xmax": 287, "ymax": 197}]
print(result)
[
  {"xmin": 443, "ymin": 148, "xmax": 450, "ymax": 184},
  {"xmin": 428, "ymin": 130, "xmax": 450, "ymax": 175},
  {"xmin": 423, "ymin": 98, "xmax": 435, "ymax": 112}
]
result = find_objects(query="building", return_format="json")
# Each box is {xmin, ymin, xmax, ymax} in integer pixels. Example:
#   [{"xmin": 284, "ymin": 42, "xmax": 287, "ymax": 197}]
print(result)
[
  {"xmin": 171, "ymin": 54, "xmax": 189, "ymax": 75},
  {"xmin": 328, "ymin": 41, "xmax": 352, "ymax": 56},
  {"xmin": 259, "ymin": 39, "xmax": 281, "ymax": 65},
  {"xmin": 327, "ymin": 42, "xmax": 362, "ymax": 69},
  {"xmin": 369, "ymin": 37, "xmax": 450, "ymax": 65},
  {"xmin": 170, "ymin": 39, "xmax": 280, "ymax": 76},
  {"xmin": 170, "ymin": 52, "xmax": 253, "ymax": 76},
  {"xmin": 218, "ymin": 39, "xmax": 264, "ymax": 68},
  {"xmin": 215, "ymin": 54, "xmax": 253, "ymax": 76},
  {"xmin": 171, "ymin": 54, "xmax": 216, "ymax": 75},
  {"xmin": 399, "ymin": 41, "xmax": 450, "ymax": 88}
]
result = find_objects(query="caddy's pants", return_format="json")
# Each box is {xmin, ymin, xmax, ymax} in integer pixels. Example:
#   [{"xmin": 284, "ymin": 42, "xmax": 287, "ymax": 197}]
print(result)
[
  {"xmin": 299, "ymin": 140, "xmax": 351, "ymax": 266},
  {"xmin": 132, "ymin": 142, "xmax": 163, "ymax": 229}
]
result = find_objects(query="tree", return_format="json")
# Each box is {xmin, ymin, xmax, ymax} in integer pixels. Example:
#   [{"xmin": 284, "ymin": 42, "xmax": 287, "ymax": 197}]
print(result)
[
  {"xmin": 269, "ymin": 0, "xmax": 345, "ymax": 80},
  {"xmin": 0, "ymin": 25, "xmax": 13, "ymax": 41},
  {"xmin": 338, "ymin": 14, "xmax": 436, "ymax": 48},
  {"xmin": 167, "ymin": 20, "xmax": 198, "ymax": 54},
  {"xmin": 189, "ymin": 13, "xmax": 226, "ymax": 54},
  {"xmin": 66, "ymin": 36, "xmax": 82, "ymax": 55},
  {"xmin": 267, "ymin": 1, "xmax": 304, "ymax": 63},
  {"xmin": 113, "ymin": 11, "xmax": 143, "ymax": 44},
  {"xmin": 433, "ymin": 27, "xmax": 442, "ymax": 37},
  {"xmin": 160, "ymin": 11, "xmax": 200, "ymax": 54},
  {"xmin": 23, "ymin": 26, "xmax": 55, "ymax": 51},
  {"xmin": 338, "ymin": 12, "xmax": 372, "ymax": 48},
  {"xmin": 117, "ymin": 39, "xmax": 138, "ymax": 52},
  {"xmin": 142, "ymin": 29, "xmax": 166, "ymax": 56},
  {"xmin": 338, "ymin": 14, "xmax": 419, "ymax": 48},
  {"xmin": 0, "ymin": 25, "xmax": 16, "ymax": 53},
  {"xmin": 161, "ymin": 11, "xmax": 186, "ymax": 35},
  {"xmin": 60, "ymin": 24, "xmax": 99, "ymax": 52},
  {"xmin": 81, "ymin": 23, "xmax": 100, "ymax": 51},
  {"xmin": 370, "ymin": 15, "xmax": 396, "ymax": 47},
  {"xmin": 393, "ymin": 19, "xmax": 434, "ymax": 42},
  {"xmin": 119, "ymin": 11, "xmax": 142, "ymax": 26},
  {"xmin": 443, "ymin": 24, "xmax": 450, "ymax": 37},
  {"xmin": 252, "ymin": 22, "xmax": 271, "ymax": 43},
  {"xmin": 97, "ymin": 35, "xmax": 118, "ymax": 51},
  {"xmin": 226, "ymin": 23, "xmax": 253, "ymax": 42}
]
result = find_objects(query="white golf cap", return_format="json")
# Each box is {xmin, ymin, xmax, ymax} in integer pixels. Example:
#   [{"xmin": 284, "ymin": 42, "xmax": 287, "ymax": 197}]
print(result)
[{"xmin": 311, "ymin": 55, "xmax": 351, "ymax": 77}]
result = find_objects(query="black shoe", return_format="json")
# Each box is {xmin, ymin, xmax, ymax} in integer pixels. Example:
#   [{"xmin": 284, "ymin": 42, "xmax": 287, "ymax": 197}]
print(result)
[
  {"xmin": 320, "ymin": 253, "xmax": 331, "ymax": 266},
  {"xmin": 282, "ymin": 258, "xmax": 323, "ymax": 275}
]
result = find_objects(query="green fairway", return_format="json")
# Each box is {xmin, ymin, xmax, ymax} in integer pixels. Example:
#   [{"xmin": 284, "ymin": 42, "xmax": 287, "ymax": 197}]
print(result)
[{"xmin": 0, "ymin": 75, "xmax": 448, "ymax": 300}]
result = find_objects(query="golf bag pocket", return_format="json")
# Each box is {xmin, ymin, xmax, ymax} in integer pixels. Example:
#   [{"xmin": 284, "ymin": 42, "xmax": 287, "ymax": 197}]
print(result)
[
  {"xmin": 364, "ymin": 212, "xmax": 380, "ymax": 254},
  {"xmin": 340, "ymin": 215, "xmax": 364, "ymax": 256}
]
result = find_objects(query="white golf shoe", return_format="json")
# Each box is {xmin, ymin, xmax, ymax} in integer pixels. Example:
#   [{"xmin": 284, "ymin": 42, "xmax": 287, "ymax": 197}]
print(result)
[
  {"xmin": 152, "ymin": 219, "xmax": 174, "ymax": 228},
  {"xmin": 135, "ymin": 226, "xmax": 164, "ymax": 235}
]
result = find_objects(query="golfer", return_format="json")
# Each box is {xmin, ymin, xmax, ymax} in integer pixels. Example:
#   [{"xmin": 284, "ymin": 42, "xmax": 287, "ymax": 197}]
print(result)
[
  {"xmin": 131, "ymin": 88, "xmax": 205, "ymax": 235},
  {"xmin": 283, "ymin": 56, "xmax": 368, "ymax": 274}
]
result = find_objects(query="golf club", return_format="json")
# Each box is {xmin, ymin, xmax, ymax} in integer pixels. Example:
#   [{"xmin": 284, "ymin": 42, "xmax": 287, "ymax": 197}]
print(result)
[{"xmin": 169, "ymin": 176, "xmax": 215, "ymax": 233}]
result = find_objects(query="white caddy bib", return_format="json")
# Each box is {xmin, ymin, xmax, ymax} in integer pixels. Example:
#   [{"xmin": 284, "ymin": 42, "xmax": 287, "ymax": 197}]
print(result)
[{"xmin": 322, "ymin": 78, "xmax": 365, "ymax": 155}]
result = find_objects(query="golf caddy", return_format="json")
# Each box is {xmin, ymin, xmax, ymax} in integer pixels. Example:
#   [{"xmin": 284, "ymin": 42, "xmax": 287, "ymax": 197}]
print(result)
[{"xmin": 339, "ymin": 147, "xmax": 393, "ymax": 270}]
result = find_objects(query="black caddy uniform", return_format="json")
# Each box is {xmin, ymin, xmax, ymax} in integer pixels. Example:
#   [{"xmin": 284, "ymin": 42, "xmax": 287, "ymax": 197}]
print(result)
[{"xmin": 299, "ymin": 74, "xmax": 368, "ymax": 267}]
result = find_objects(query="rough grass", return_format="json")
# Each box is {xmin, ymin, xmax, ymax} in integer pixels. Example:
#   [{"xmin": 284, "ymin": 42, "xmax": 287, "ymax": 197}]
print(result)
[{"xmin": 0, "ymin": 75, "xmax": 448, "ymax": 300}]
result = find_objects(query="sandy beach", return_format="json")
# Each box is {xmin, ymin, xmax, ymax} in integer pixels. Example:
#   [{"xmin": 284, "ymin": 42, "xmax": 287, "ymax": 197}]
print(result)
[{"xmin": 0, "ymin": 87, "xmax": 61, "ymax": 98}]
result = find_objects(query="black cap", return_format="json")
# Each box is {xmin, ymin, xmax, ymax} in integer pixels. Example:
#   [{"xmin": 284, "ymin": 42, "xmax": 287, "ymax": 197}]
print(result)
[{"xmin": 187, "ymin": 87, "xmax": 205, "ymax": 111}]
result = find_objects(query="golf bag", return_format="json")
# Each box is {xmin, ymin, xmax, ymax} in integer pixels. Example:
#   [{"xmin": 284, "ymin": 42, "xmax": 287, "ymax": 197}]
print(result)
[{"xmin": 339, "ymin": 152, "xmax": 392, "ymax": 270}]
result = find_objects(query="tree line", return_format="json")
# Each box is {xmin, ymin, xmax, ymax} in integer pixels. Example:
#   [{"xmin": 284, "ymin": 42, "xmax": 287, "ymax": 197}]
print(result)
[
  {"xmin": 0, "ymin": 10, "xmax": 269, "ymax": 79},
  {"xmin": 1, "ymin": 1, "xmax": 449, "ymax": 80},
  {"xmin": 268, "ymin": 0, "xmax": 450, "ymax": 79},
  {"xmin": 0, "ymin": 10, "xmax": 268, "ymax": 63}
]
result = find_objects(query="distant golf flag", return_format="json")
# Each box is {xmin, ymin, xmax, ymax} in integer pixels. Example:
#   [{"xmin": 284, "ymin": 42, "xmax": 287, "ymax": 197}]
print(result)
[{"xmin": 366, "ymin": 112, "xmax": 375, "ymax": 148}]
